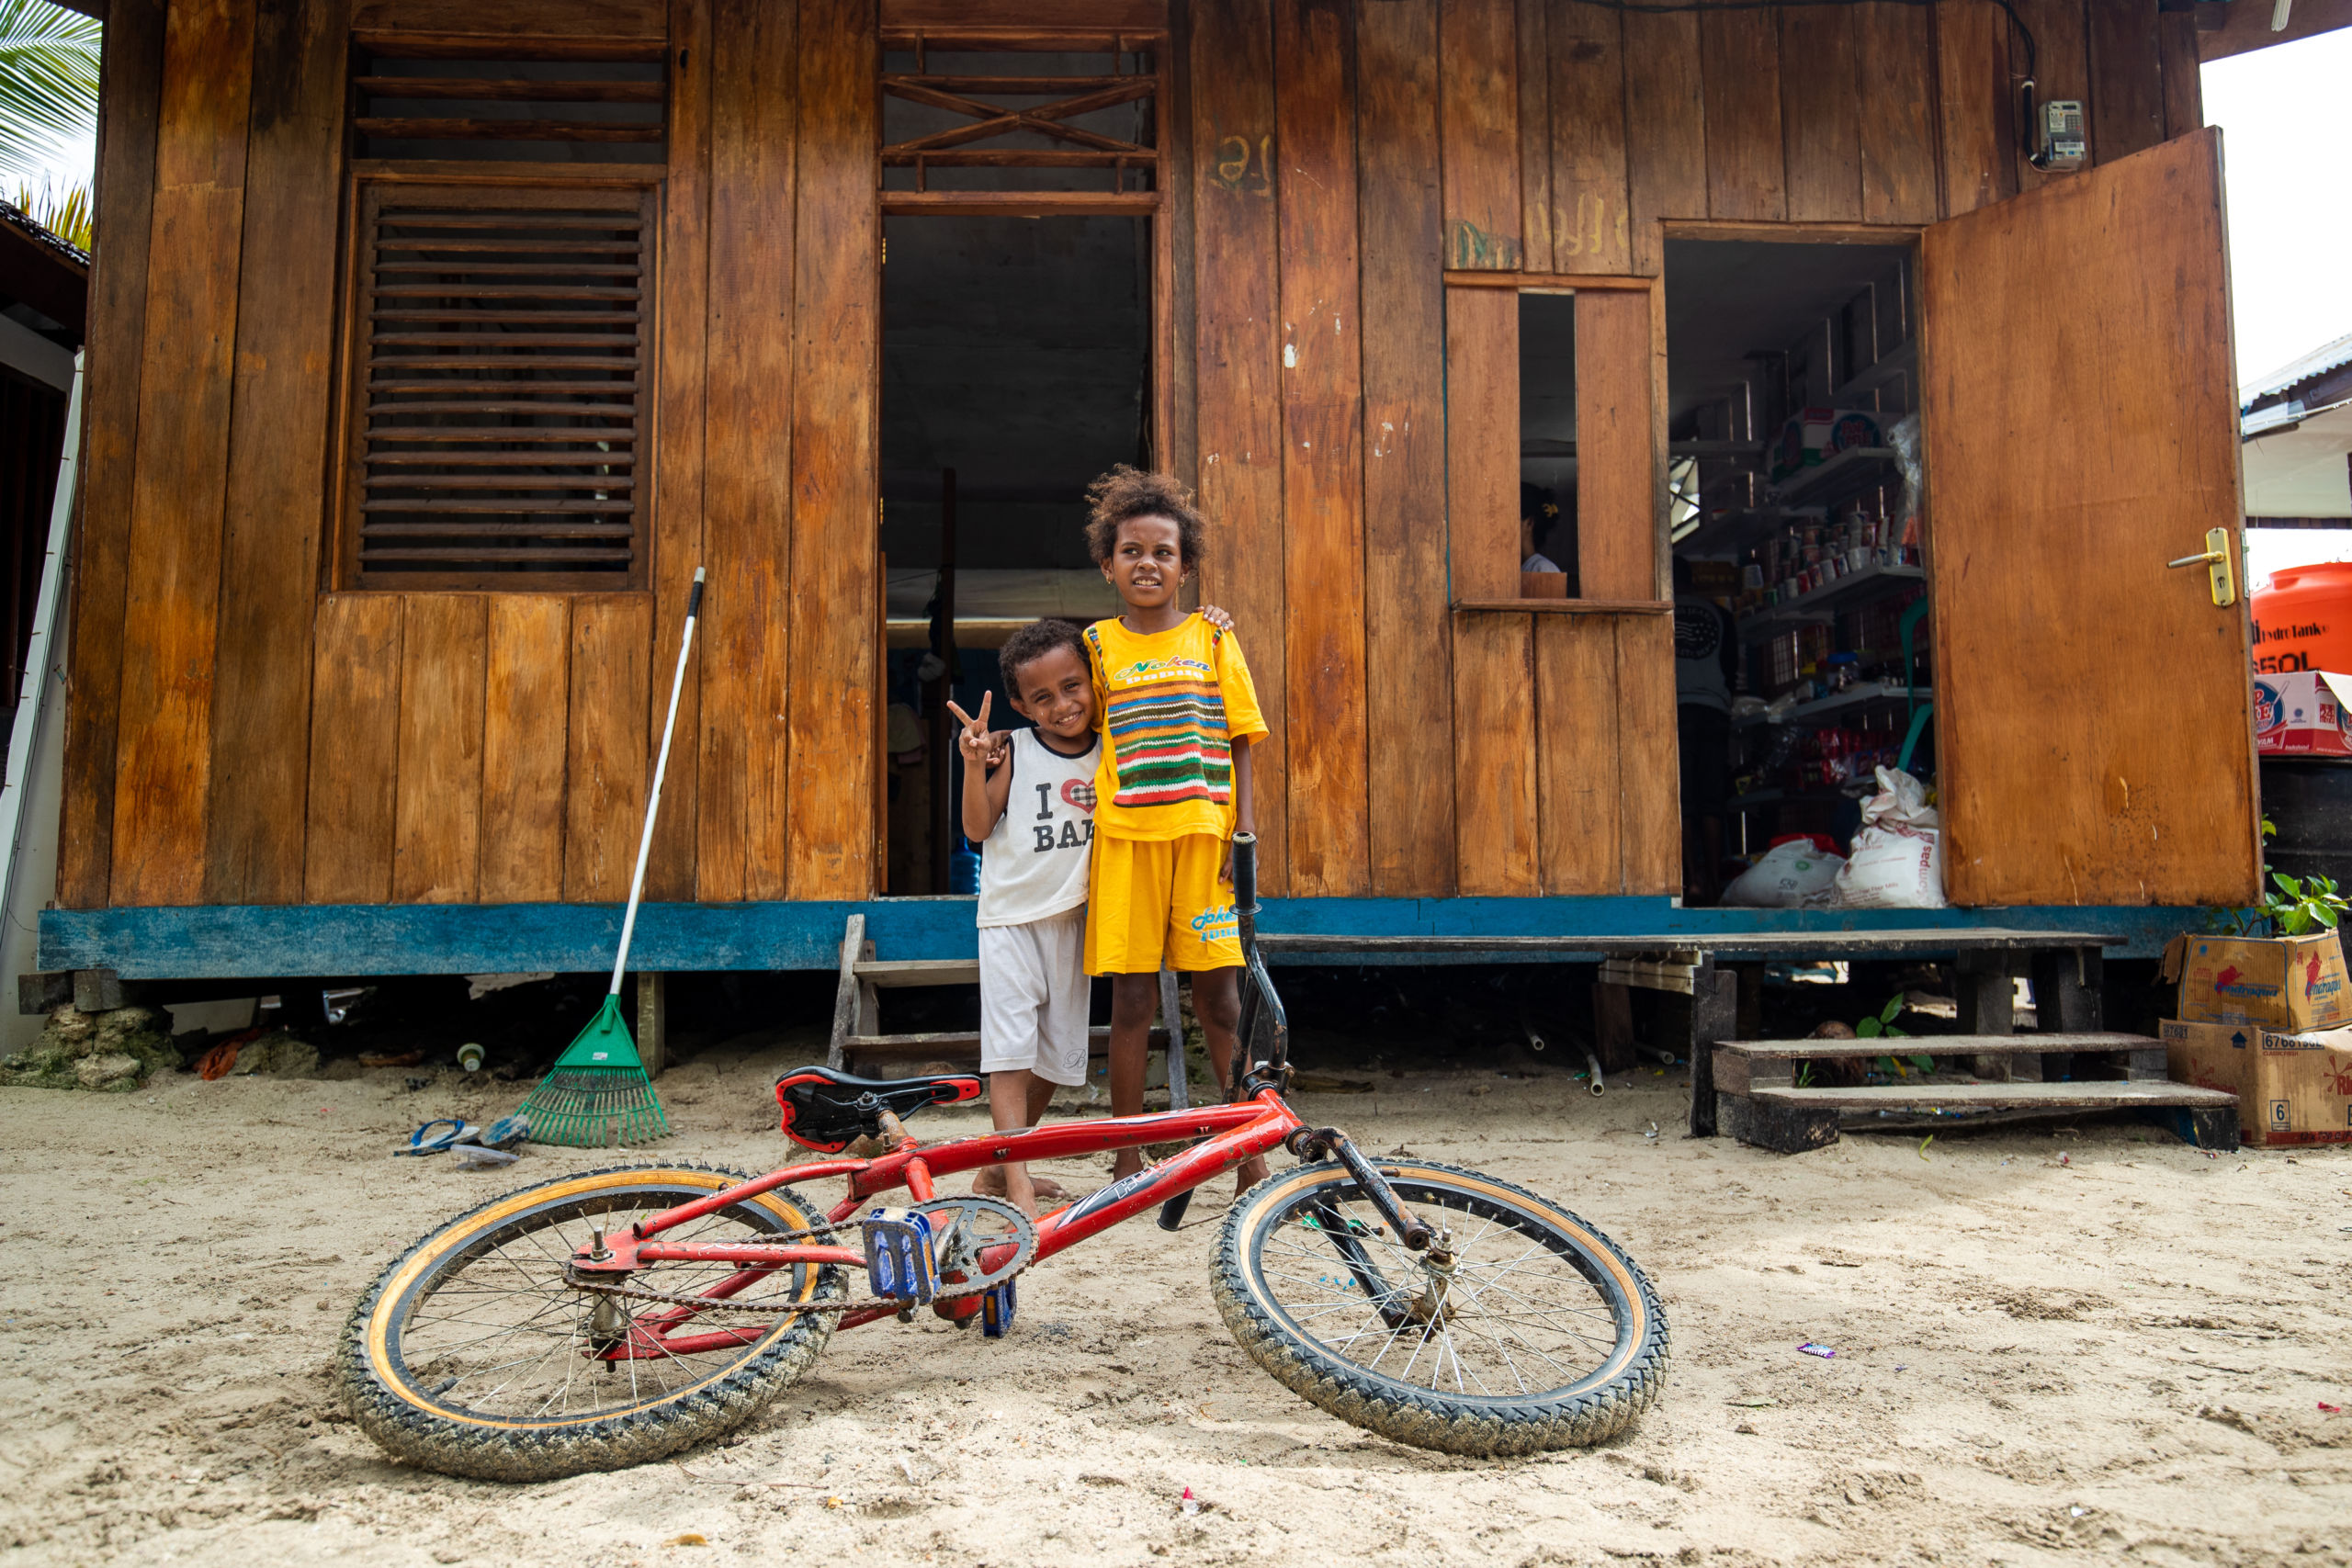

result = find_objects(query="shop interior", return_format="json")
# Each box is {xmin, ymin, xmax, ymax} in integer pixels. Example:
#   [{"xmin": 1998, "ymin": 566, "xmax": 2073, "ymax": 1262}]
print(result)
[
  {"xmin": 877, "ymin": 51, "xmax": 1158, "ymax": 895},
  {"xmin": 1526, "ymin": 240, "xmax": 1929, "ymax": 906}
]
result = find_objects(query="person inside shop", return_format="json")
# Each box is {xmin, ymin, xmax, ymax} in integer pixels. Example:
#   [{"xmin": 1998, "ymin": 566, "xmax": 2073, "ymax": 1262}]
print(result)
[
  {"xmin": 1521, "ymin": 483, "xmax": 1578, "ymax": 595},
  {"xmin": 1673, "ymin": 555, "xmax": 1738, "ymax": 905}
]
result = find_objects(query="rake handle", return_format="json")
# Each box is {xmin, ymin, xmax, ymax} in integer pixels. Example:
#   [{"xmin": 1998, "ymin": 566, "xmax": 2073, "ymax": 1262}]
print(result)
[{"xmin": 610, "ymin": 567, "xmax": 705, "ymax": 997}]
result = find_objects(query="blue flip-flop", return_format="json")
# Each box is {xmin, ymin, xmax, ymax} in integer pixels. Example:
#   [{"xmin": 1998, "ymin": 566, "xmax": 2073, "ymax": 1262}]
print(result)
[{"xmin": 395, "ymin": 1119, "xmax": 478, "ymax": 1156}]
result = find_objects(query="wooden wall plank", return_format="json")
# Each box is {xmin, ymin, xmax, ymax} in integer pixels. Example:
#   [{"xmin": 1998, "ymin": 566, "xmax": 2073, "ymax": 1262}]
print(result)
[
  {"xmin": 1192, "ymin": 0, "xmax": 1288, "ymax": 891},
  {"xmin": 1273, "ymin": 0, "xmax": 1367, "ymax": 897},
  {"xmin": 1613, "ymin": 612, "xmax": 1679, "ymax": 894},
  {"xmin": 646, "ymin": 0, "xmax": 711, "ymax": 902},
  {"xmin": 1443, "ymin": 284, "xmax": 1516, "ymax": 603},
  {"xmin": 1934, "ymin": 0, "xmax": 2018, "ymax": 216},
  {"xmin": 1778, "ymin": 1, "xmax": 1860, "ymax": 222},
  {"xmin": 392, "ymin": 595, "xmax": 488, "ymax": 903},
  {"xmin": 1698, "ymin": 0, "xmax": 1784, "ymax": 221},
  {"xmin": 1856, "ymin": 0, "xmax": 1939, "ymax": 225},
  {"xmin": 2088, "ymin": 0, "xmax": 2164, "ymax": 164},
  {"xmin": 1356, "ymin": 0, "xmax": 1454, "ymax": 897},
  {"xmin": 110, "ymin": 0, "xmax": 257, "ymax": 907},
  {"xmin": 701, "ymin": 0, "xmax": 798, "ymax": 903},
  {"xmin": 1439, "ymin": 0, "xmax": 1521, "ymax": 269},
  {"xmin": 1573, "ymin": 288, "xmax": 1655, "ymax": 602},
  {"xmin": 2158, "ymin": 9, "xmax": 2201, "ymax": 141},
  {"xmin": 1620, "ymin": 6, "xmax": 1703, "ymax": 278},
  {"xmin": 785, "ymin": 0, "xmax": 878, "ymax": 898},
  {"xmin": 1534, "ymin": 615, "xmax": 1617, "ymax": 894},
  {"xmin": 302, "ymin": 595, "xmax": 402, "ymax": 904},
  {"xmin": 2011, "ymin": 0, "xmax": 2089, "ymax": 193},
  {"xmin": 1514, "ymin": 0, "xmax": 1550, "ymax": 274},
  {"xmin": 481, "ymin": 596, "xmax": 571, "ymax": 903},
  {"xmin": 1165, "ymin": 0, "xmax": 1198, "ymax": 482},
  {"xmin": 564, "ymin": 594, "xmax": 653, "ymax": 901},
  {"xmin": 349, "ymin": 0, "xmax": 665, "ymax": 39},
  {"xmin": 1453, "ymin": 615, "xmax": 1537, "ymax": 896},
  {"xmin": 61, "ymin": 0, "xmax": 165, "ymax": 908},
  {"xmin": 1545, "ymin": 0, "xmax": 1630, "ymax": 274},
  {"xmin": 205, "ymin": 0, "xmax": 347, "ymax": 906}
]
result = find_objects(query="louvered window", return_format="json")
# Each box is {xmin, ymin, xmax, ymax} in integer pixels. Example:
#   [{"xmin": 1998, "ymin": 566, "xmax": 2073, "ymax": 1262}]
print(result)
[{"xmin": 338, "ymin": 181, "xmax": 653, "ymax": 590}]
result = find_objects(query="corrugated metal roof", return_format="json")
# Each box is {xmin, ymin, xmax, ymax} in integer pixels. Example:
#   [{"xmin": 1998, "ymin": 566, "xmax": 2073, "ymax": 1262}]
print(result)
[{"xmin": 2245, "ymin": 331, "xmax": 2352, "ymax": 410}]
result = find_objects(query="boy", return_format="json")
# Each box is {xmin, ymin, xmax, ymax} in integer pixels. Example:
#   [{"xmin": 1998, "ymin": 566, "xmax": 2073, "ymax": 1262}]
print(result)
[
  {"xmin": 1079, "ymin": 467, "xmax": 1271, "ymax": 1189},
  {"xmin": 948, "ymin": 618, "xmax": 1101, "ymax": 1217}
]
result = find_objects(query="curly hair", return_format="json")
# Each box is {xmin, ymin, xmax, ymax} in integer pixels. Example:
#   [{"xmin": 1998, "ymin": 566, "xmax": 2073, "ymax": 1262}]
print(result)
[
  {"xmin": 1082, "ymin": 466, "xmax": 1208, "ymax": 569},
  {"xmin": 998, "ymin": 616, "xmax": 1089, "ymax": 692}
]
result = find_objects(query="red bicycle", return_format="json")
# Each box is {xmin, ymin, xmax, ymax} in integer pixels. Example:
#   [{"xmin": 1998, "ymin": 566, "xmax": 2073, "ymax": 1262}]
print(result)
[{"xmin": 341, "ymin": 840, "xmax": 1669, "ymax": 1481}]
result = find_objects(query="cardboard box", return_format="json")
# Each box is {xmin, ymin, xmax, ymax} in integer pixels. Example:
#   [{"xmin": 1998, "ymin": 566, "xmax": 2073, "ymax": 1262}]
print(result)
[
  {"xmin": 2163, "ymin": 1019, "xmax": 2352, "ymax": 1146},
  {"xmin": 2172, "ymin": 931, "xmax": 2352, "ymax": 1031},
  {"xmin": 2251, "ymin": 671, "xmax": 2352, "ymax": 757}
]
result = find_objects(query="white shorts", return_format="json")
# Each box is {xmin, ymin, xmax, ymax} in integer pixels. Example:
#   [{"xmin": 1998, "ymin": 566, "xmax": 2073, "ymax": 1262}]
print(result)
[{"xmin": 978, "ymin": 907, "xmax": 1092, "ymax": 1087}]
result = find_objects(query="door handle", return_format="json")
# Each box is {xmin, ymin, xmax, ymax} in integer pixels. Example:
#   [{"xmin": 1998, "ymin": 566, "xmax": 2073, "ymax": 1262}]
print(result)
[{"xmin": 2165, "ymin": 526, "xmax": 2237, "ymax": 608}]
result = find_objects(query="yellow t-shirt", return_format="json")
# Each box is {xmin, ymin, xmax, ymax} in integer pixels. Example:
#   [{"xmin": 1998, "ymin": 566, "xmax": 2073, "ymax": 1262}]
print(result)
[{"xmin": 1083, "ymin": 614, "xmax": 1270, "ymax": 841}]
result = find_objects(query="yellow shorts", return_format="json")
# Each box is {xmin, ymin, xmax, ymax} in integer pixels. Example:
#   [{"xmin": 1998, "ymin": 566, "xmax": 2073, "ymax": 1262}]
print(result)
[{"xmin": 1084, "ymin": 833, "xmax": 1241, "ymax": 975}]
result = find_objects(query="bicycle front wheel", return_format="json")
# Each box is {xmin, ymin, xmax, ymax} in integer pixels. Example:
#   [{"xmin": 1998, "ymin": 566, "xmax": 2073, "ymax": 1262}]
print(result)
[
  {"xmin": 341, "ymin": 1164, "xmax": 841, "ymax": 1482},
  {"xmin": 1213, "ymin": 1159, "xmax": 1668, "ymax": 1456}
]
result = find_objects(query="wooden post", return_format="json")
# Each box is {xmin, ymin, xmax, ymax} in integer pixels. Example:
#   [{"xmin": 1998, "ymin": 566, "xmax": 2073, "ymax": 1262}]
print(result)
[
  {"xmin": 928, "ymin": 467, "xmax": 957, "ymax": 891},
  {"xmin": 1955, "ymin": 950, "xmax": 2021, "ymax": 1080},
  {"xmin": 2031, "ymin": 946, "xmax": 2104, "ymax": 1084},
  {"xmin": 74, "ymin": 969, "xmax": 126, "ymax": 1013},
  {"xmin": 1686, "ymin": 954, "xmax": 1736, "ymax": 1138},
  {"xmin": 1593, "ymin": 979, "xmax": 1634, "ymax": 1074},
  {"xmin": 826, "ymin": 912, "xmax": 865, "ymax": 1070},
  {"xmin": 635, "ymin": 972, "xmax": 667, "ymax": 1077}
]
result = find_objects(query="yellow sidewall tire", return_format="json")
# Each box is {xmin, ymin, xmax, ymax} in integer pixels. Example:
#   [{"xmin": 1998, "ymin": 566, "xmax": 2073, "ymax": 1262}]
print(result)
[
  {"xmin": 1212, "ymin": 1159, "xmax": 1670, "ymax": 1456},
  {"xmin": 340, "ymin": 1164, "xmax": 840, "ymax": 1482}
]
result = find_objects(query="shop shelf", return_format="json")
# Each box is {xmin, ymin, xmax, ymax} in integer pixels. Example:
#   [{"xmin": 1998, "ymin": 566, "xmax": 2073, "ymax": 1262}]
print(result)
[
  {"xmin": 1769, "ymin": 445, "xmax": 1903, "ymax": 509},
  {"xmin": 1738, "ymin": 563, "xmax": 1925, "ymax": 640},
  {"xmin": 1736, "ymin": 680, "xmax": 1929, "ymax": 729}
]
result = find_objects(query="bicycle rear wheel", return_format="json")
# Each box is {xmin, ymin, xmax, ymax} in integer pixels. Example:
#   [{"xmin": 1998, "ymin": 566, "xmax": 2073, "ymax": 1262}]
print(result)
[
  {"xmin": 341, "ymin": 1164, "xmax": 841, "ymax": 1482},
  {"xmin": 1213, "ymin": 1158, "xmax": 1668, "ymax": 1456}
]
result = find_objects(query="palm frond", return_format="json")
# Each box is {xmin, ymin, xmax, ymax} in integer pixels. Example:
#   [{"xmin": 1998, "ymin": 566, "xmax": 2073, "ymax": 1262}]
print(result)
[
  {"xmin": 0, "ymin": 0, "xmax": 100, "ymax": 180},
  {"xmin": 13, "ymin": 175, "xmax": 87, "ymax": 249}
]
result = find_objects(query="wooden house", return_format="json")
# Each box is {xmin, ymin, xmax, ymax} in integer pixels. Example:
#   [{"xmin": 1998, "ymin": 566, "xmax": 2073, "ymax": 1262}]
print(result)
[{"xmin": 38, "ymin": 0, "xmax": 2301, "ymax": 983}]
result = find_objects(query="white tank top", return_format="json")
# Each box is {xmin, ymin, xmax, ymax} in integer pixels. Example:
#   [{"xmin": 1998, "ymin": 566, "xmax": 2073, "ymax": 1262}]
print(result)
[{"xmin": 977, "ymin": 728, "xmax": 1101, "ymax": 928}]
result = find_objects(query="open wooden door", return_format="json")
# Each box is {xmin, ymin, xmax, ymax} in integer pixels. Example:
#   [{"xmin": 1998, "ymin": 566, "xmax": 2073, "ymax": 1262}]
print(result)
[{"xmin": 1920, "ymin": 130, "xmax": 2258, "ymax": 907}]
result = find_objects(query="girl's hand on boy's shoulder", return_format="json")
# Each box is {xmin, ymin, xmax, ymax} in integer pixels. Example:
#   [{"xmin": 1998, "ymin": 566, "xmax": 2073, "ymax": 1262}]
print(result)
[{"xmin": 1199, "ymin": 604, "xmax": 1236, "ymax": 632}]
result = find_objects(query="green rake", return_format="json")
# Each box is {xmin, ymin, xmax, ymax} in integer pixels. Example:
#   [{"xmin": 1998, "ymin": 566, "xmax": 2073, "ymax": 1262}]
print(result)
[{"xmin": 517, "ymin": 569, "xmax": 705, "ymax": 1147}]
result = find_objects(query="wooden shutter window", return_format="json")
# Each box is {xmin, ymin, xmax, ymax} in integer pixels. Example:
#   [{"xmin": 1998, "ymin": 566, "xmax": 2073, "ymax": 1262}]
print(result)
[{"xmin": 342, "ymin": 181, "xmax": 653, "ymax": 591}]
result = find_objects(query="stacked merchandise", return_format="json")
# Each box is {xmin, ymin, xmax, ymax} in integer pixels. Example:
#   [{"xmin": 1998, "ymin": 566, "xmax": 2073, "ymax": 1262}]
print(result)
[
  {"xmin": 2162, "ymin": 931, "xmax": 2352, "ymax": 1147},
  {"xmin": 1736, "ymin": 507, "xmax": 1917, "ymax": 611}
]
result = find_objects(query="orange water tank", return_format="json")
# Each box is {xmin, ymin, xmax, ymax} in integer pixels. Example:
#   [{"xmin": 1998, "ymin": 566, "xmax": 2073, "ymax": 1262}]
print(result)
[{"xmin": 2252, "ymin": 561, "xmax": 2352, "ymax": 675}]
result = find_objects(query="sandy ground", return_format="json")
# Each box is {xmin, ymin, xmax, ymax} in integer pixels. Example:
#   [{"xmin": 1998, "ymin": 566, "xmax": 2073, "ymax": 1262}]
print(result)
[{"xmin": 2, "ymin": 1023, "xmax": 2348, "ymax": 1568}]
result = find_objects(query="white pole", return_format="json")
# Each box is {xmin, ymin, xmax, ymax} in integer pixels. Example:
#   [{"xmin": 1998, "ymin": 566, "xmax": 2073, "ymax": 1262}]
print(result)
[
  {"xmin": 608, "ymin": 566, "xmax": 704, "ymax": 996},
  {"xmin": 0, "ymin": 354, "xmax": 85, "ymax": 931}
]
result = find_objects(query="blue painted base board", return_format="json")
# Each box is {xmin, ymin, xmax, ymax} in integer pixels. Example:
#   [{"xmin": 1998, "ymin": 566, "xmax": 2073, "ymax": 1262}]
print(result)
[{"xmin": 39, "ymin": 897, "xmax": 2199, "ymax": 978}]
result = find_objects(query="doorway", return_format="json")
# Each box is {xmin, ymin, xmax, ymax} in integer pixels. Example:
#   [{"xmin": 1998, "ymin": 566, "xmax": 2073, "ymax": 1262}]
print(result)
[{"xmin": 1656, "ymin": 237, "xmax": 1928, "ymax": 905}]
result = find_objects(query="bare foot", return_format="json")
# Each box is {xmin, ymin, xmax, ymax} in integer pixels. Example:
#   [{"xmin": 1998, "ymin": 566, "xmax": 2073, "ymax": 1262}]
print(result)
[
  {"xmin": 1233, "ymin": 1154, "xmax": 1270, "ymax": 1194},
  {"xmin": 972, "ymin": 1166, "xmax": 1007, "ymax": 1198},
  {"xmin": 1029, "ymin": 1175, "xmax": 1068, "ymax": 1201}
]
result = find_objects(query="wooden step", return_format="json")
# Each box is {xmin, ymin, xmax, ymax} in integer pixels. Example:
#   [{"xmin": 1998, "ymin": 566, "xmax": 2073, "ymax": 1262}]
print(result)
[
  {"xmin": 1724, "ymin": 1032, "xmax": 2156, "ymax": 1059},
  {"xmin": 1716, "ymin": 1033, "xmax": 2164, "ymax": 1094},
  {"xmin": 844, "ymin": 1025, "xmax": 1170, "ymax": 1061},
  {"xmin": 1723, "ymin": 1078, "xmax": 2237, "ymax": 1154},
  {"xmin": 853, "ymin": 959, "xmax": 981, "ymax": 988}
]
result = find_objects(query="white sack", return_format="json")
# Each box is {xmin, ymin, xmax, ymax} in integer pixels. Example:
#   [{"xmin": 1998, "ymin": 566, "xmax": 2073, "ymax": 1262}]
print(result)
[
  {"xmin": 1723, "ymin": 840, "xmax": 1845, "ymax": 908},
  {"xmin": 1834, "ymin": 766, "xmax": 1946, "ymax": 908}
]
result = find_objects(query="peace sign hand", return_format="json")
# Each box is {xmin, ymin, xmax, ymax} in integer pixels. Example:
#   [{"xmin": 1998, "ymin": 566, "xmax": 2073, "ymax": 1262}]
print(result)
[{"xmin": 944, "ymin": 693, "xmax": 999, "ymax": 764}]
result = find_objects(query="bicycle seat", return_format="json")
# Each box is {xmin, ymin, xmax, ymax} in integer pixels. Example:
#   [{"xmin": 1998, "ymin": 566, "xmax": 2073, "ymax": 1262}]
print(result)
[{"xmin": 774, "ymin": 1066, "xmax": 984, "ymax": 1154}]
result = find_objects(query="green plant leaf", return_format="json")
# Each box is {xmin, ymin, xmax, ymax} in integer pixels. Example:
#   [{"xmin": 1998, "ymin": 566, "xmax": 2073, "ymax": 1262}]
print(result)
[
  {"xmin": 1881, "ymin": 995, "xmax": 1905, "ymax": 1024},
  {"xmin": 1858, "ymin": 1017, "xmax": 1883, "ymax": 1038},
  {"xmin": 0, "ymin": 1, "xmax": 101, "ymax": 181},
  {"xmin": 2274, "ymin": 873, "xmax": 2303, "ymax": 899}
]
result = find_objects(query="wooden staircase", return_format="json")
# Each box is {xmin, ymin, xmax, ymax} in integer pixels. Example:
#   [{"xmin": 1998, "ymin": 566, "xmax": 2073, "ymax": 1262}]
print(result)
[
  {"xmin": 1710, "ymin": 1032, "xmax": 2237, "ymax": 1153},
  {"xmin": 824, "ymin": 914, "xmax": 1186, "ymax": 1104}
]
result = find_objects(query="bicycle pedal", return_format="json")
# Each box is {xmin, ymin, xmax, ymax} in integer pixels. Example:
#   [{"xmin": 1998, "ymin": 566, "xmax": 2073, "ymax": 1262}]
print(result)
[
  {"xmin": 980, "ymin": 1279, "xmax": 1017, "ymax": 1338},
  {"xmin": 1156, "ymin": 1190, "xmax": 1192, "ymax": 1232},
  {"xmin": 860, "ymin": 1207, "xmax": 938, "ymax": 1305}
]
